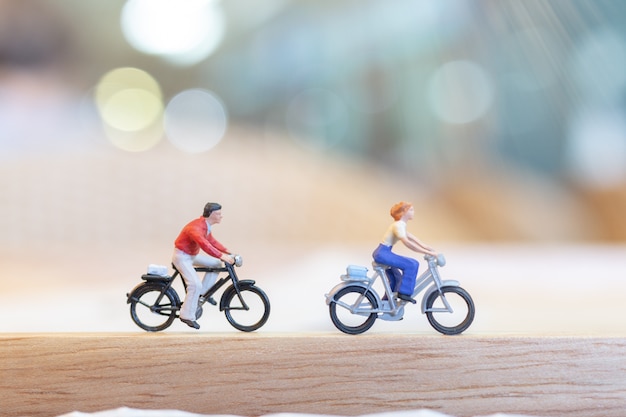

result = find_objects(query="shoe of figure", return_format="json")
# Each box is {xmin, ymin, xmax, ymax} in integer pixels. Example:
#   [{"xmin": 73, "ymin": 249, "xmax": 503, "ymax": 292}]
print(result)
[
  {"xmin": 199, "ymin": 296, "xmax": 217, "ymax": 306},
  {"xmin": 180, "ymin": 318, "xmax": 200, "ymax": 329},
  {"xmin": 397, "ymin": 293, "xmax": 417, "ymax": 304}
]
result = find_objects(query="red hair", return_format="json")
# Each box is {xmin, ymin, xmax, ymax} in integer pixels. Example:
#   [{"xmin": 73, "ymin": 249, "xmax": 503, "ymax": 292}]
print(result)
[{"xmin": 390, "ymin": 201, "xmax": 412, "ymax": 220}]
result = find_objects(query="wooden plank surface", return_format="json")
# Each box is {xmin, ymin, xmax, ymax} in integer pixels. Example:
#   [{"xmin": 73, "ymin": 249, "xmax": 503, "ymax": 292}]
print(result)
[{"xmin": 1, "ymin": 334, "xmax": 625, "ymax": 417}]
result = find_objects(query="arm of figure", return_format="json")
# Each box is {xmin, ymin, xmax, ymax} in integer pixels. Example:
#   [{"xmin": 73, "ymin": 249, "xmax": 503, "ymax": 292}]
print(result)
[
  {"xmin": 207, "ymin": 234, "xmax": 235, "ymax": 264},
  {"xmin": 207, "ymin": 233, "xmax": 228, "ymax": 253},
  {"xmin": 407, "ymin": 232, "xmax": 436, "ymax": 251},
  {"xmin": 187, "ymin": 227, "xmax": 231, "ymax": 261},
  {"xmin": 220, "ymin": 253, "xmax": 235, "ymax": 264},
  {"xmin": 401, "ymin": 233, "xmax": 437, "ymax": 257}
]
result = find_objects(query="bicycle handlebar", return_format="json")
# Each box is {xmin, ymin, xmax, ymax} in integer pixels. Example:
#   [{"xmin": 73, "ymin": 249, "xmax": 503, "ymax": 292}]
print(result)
[{"xmin": 425, "ymin": 253, "xmax": 446, "ymax": 267}]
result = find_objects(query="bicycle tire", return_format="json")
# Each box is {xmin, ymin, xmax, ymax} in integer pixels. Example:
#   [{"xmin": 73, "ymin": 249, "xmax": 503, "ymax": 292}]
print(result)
[
  {"xmin": 329, "ymin": 285, "xmax": 378, "ymax": 335},
  {"xmin": 425, "ymin": 286, "xmax": 474, "ymax": 335},
  {"xmin": 223, "ymin": 286, "xmax": 270, "ymax": 332},
  {"xmin": 129, "ymin": 283, "xmax": 180, "ymax": 332}
]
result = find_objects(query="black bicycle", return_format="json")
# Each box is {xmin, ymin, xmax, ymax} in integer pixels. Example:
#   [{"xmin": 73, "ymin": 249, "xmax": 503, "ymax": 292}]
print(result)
[{"xmin": 126, "ymin": 255, "xmax": 270, "ymax": 332}]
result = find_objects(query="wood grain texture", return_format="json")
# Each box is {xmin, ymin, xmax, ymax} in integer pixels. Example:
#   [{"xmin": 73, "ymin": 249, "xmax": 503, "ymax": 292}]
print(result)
[{"xmin": 1, "ymin": 333, "xmax": 625, "ymax": 417}]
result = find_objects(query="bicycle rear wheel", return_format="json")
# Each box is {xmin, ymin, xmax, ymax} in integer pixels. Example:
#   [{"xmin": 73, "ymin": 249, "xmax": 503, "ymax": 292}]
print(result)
[
  {"xmin": 425, "ymin": 286, "xmax": 474, "ymax": 335},
  {"xmin": 129, "ymin": 283, "xmax": 180, "ymax": 332},
  {"xmin": 223, "ymin": 286, "xmax": 270, "ymax": 332},
  {"xmin": 329, "ymin": 285, "xmax": 378, "ymax": 335}
]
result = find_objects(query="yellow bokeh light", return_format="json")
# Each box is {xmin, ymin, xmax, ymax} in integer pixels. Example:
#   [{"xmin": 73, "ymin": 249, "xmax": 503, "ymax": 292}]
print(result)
[
  {"xmin": 94, "ymin": 67, "xmax": 164, "ymax": 151},
  {"xmin": 95, "ymin": 67, "xmax": 162, "ymax": 106},
  {"xmin": 101, "ymin": 88, "xmax": 162, "ymax": 132}
]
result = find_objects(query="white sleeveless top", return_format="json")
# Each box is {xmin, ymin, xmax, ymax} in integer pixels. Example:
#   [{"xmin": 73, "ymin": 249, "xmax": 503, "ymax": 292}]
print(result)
[{"xmin": 381, "ymin": 220, "xmax": 407, "ymax": 246}]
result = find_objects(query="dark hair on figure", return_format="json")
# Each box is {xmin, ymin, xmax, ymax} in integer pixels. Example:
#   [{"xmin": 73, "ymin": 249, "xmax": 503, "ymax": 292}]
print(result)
[{"xmin": 202, "ymin": 202, "xmax": 222, "ymax": 218}]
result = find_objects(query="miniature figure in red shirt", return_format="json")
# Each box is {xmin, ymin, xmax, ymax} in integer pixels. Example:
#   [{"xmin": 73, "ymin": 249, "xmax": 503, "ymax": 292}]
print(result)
[{"xmin": 173, "ymin": 202, "xmax": 234, "ymax": 329}]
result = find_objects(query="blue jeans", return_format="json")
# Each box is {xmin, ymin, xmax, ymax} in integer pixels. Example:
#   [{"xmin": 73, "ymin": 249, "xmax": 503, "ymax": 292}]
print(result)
[{"xmin": 372, "ymin": 244, "xmax": 419, "ymax": 296}]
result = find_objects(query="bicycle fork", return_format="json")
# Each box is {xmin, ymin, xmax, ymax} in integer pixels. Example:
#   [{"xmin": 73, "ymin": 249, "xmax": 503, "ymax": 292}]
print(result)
[
  {"xmin": 415, "ymin": 265, "xmax": 456, "ymax": 314},
  {"xmin": 425, "ymin": 291, "xmax": 454, "ymax": 313},
  {"xmin": 229, "ymin": 287, "xmax": 250, "ymax": 311}
]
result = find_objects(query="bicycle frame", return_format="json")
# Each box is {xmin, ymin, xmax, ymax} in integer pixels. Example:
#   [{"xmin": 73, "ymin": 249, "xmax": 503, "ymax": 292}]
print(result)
[
  {"xmin": 146, "ymin": 261, "xmax": 255, "ymax": 316},
  {"xmin": 197, "ymin": 263, "xmax": 257, "ymax": 312}
]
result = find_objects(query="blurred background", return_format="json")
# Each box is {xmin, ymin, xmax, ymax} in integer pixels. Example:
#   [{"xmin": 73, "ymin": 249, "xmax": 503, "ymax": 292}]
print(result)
[{"xmin": 1, "ymin": 0, "xmax": 625, "ymax": 333}]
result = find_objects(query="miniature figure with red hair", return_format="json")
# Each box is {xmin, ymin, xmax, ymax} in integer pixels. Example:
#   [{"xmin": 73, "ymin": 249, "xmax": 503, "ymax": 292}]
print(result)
[{"xmin": 373, "ymin": 201, "xmax": 438, "ymax": 303}]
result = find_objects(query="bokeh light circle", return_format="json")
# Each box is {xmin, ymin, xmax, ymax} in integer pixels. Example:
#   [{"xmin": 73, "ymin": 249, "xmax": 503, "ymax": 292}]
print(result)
[
  {"xmin": 120, "ymin": 0, "xmax": 225, "ymax": 66},
  {"xmin": 566, "ymin": 107, "xmax": 626, "ymax": 189},
  {"xmin": 94, "ymin": 67, "xmax": 164, "ymax": 151},
  {"xmin": 101, "ymin": 88, "xmax": 162, "ymax": 132},
  {"xmin": 428, "ymin": 60, "xmax": 494, "ymax": 124},
  {"xmin": 285, "ymin": 88, "xmax": 349, "ymax": 150},
  {"xmin": 164, "ymin": 89, "xmax": 228, "ymax": 153},
  {"xmin": 95, "ymin": 67, "xmax": 162, "ymax": 106}
]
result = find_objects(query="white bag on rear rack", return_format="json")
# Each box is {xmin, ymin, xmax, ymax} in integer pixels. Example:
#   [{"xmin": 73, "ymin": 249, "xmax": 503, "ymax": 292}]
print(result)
[
  {"xmin": 147, "ymin": 264, "xmax": 168, "ymax": 276},
  {"xmin": 341, "ymin": 265, "xmax": 369, "ymax": 281}
]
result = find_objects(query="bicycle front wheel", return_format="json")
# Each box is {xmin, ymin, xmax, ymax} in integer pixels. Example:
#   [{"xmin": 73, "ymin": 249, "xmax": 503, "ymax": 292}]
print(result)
[
  {"xmin": 223, "ymin": 286, "xmax": 271, "ymax": 332},
  {"xmin": 329, "ymin": 285, "xmax": 378, "ymax": 335},
  {"xmin": 425, "ymin": 286, "xmax": 474, "ymax": 335},
  {"xmin": 129, "ymin": 283, "xmax": 180, "ymax": 332}
]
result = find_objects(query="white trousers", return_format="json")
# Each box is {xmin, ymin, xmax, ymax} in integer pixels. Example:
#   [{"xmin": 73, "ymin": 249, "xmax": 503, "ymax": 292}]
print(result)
[{"xmin": 172, "ymin": 248, "xmax": 221, "ymax": 321}]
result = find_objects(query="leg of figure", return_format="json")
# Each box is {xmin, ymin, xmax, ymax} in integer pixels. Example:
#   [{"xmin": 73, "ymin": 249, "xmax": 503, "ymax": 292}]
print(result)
[
  {"xmin": 396, "ymin": 258, "xmax": 419, "ymax": 296},
  {"xmin": 172, "ymin": 250, "xmax": 202, "ymax": 323},
  {"xmin": 384, "ymin": 269, "xmax": 396, "ymax": 292},
  {"xmin": 373, "ymin": 245, "xmax": 419, "ymax": 298},
  {"xmin": 193, "ymin": 254, "xmax": 222, "ymax": 293},
  {"xmin": 388, "ymin": 268, "xmax": 402, "ymax": 292}
]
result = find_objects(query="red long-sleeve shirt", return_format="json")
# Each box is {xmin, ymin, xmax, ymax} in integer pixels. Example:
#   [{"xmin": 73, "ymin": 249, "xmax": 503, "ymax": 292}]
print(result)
[{"xmin": 174, "ymin": 217, "xmax": 228, "ymax": 258}]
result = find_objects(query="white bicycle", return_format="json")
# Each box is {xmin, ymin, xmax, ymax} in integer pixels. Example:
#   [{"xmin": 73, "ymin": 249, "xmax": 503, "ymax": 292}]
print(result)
[{"xmin": 325, "ymin": 254, "xmax": 475, "ymax": 335}]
